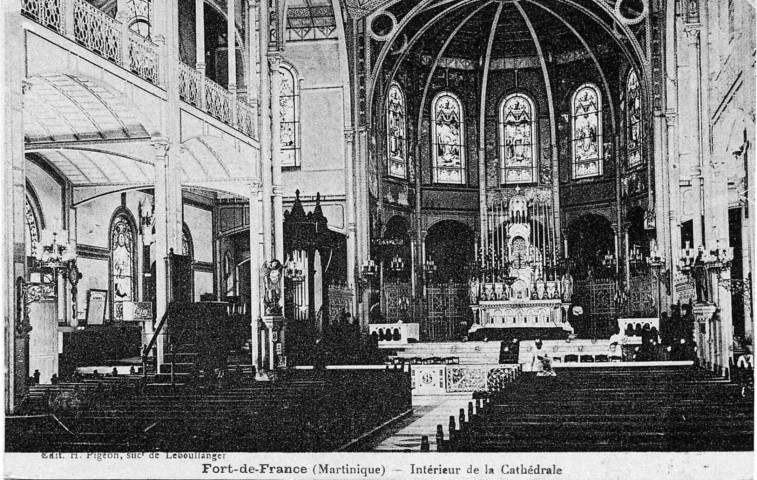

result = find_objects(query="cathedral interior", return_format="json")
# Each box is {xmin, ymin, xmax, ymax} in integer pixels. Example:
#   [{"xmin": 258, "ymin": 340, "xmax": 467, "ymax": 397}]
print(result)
[{"xmin": 2, "ymin": 0, "xmax": 755, "ymax": 455}]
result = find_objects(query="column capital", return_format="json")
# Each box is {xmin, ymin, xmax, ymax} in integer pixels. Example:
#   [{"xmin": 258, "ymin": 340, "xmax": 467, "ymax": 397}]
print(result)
[
  {"xmin": 268, "ymin": 53, "xmax": 283, "ymax": 71},
  {"xmin": 272, "ymin": 185, "xmax": 284, "ymax": 195},
  {"xmin": 151, "ymin": 138, "xmax": 170, "ymax": 158},
  {"xmin": 250, "ymin": 180, "xmax": 264, "ymax": 194},
  {"xmin": 344, "ymin": 129, "xmax": 356, "ymax": 142},
  {"xmin": 21, "ymin": 79, "xmax": 32, "ymax": 94}
]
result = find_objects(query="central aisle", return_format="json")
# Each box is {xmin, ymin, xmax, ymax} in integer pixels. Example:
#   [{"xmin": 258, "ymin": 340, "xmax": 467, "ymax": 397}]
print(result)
[{"xmin": 366, "ymin": 395, "xmax": 474, "ymax": 452}]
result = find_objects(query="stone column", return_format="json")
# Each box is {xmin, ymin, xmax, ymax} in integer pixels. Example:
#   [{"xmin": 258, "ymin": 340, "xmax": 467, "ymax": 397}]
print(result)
[
  {"xmin": 258, "ymin": 0, "xmax": 273, "ymax": 260},
  {"xmin": 227, "ymin": 0, "xmax": 237, "ymax": 123},
  {"xmin": 195, "ymin": 0, "xmax": 206, "ymax": 108},
  {"xmin": 5, "ymin": 0, "xmax": 27, "ymax": 411},
  {"xmin": 249, "ymin": 181, "xmax": 263, "ymax": 372},
  {"xmin": 152, "ymin": 139, "xmax": 170, "ymax": 368},
  {"xmin": 269, "ymin": 54, "xmax": 284, "ymax": 263},
  {"xmin": 344, "ymin": 129, "xmax": 358, "ymax": 318}
]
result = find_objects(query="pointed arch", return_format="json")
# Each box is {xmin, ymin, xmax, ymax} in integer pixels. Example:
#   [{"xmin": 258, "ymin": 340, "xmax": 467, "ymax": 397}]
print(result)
[
  {"xmin": 431, "ymin": 91, "xmax": 465, "ymax": 184},
  {"xmin": 386, "ymin": 81, "xmax": 407, "ymax": 179},
  {"xmin": 500, "ymin": 93, "xmax": 537, "ymax": 184},
  {"xmin": 109, "ymin": 207, "xmax": 138, "ymax": 311},
  {"xmin": 279, "ymin": 62, "xmax": 300, "ymax": 168},
  {"xmin": 571, "ymin": 83, "xmax": 603, "ymax": 179}
]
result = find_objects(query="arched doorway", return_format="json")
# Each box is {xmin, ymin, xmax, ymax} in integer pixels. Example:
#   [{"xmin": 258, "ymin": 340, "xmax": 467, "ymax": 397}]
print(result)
[
  {"xmin": 566, "ymin": 214, "xmax": 615, "ymax": 280},
  {"xmin": 423, "ymin": 220, "xmax": 474, "ymax": 341},
  {"xmin": 425, "ymin": 220, "xmax": 474, "ymax": 283}
]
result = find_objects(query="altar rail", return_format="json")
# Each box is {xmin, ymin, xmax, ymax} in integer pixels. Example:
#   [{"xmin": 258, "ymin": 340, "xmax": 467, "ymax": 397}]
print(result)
[
  {"xmin": 410, "ymin": 364, "xmax": 522, "ymax": 395},
  {"xmin": 518, "ymin": 338, "xmax": 642, "ymax": 370}
]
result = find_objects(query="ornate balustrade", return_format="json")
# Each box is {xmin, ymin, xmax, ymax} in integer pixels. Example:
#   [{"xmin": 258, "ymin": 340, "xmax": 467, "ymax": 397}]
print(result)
[
  {"xmin": 22, "ymin": 0, "xmax": 159, "ymax": 85},
  {"xmin": 178, "ymin": 61, "xmax": 202, "ymax": 108},
  {"xmin": 22, "ymin": 0, "xmax": 62, "ymax": 32},
  {"xmin": 22, "ymin": 0, "xmax": 261, "ymax": 141},
  {"xmin": 73, "ymin": 0, "xmax": 121, "ymax": 63},
  {"xmin": 235, "ymin": 98, "xmax": 258, "ymax": 138},
  {"xmin": 126, "ymin": 31, "xmax": 158, "ymax": 84},
  {"xmin": 204, "ymin": 76, "xmax": 233, "ymax": 124}
]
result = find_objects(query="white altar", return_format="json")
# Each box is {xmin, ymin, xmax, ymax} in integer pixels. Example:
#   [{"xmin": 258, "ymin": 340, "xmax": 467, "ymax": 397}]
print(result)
[{"xmin": 468, "ymin": 193, "xmax": 573, "ymax": 334}]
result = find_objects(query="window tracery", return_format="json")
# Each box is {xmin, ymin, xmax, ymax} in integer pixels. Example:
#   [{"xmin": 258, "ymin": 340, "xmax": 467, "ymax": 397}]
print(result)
[
  {"xmin": 280, "ymin": 64, "xmax": 300, "ymax": 168},
  {"xmin": 387, "ymin": 82, "xmax": 407, "ymax": 179},
  {"xmin": 432, "ymin": 91, "xmax": 465, "ymax": 184},
  {"xmin": 572, "ymin": 83, "xmax": 603, "ymax": 179},
  {"xmin": 500, "ymin": 93, "xmax": 537, "ymax": 184}
]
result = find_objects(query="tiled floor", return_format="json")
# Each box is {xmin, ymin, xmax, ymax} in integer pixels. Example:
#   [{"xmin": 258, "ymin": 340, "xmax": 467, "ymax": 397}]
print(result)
[{"xmin": 367, "ymin": 394, "xmax": 475, "ymax": 452}]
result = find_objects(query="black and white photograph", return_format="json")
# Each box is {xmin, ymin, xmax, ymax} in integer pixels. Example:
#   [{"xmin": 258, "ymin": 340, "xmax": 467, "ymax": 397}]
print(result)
[{"xmin": 1, "ymin": 0, "xmax": 754, "ymax": 478}]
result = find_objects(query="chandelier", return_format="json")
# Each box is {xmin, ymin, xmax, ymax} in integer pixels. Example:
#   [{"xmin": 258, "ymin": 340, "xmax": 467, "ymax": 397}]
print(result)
[{"xmin": 33, "ymin": 231, "xmax": 77, "ymax": 269}]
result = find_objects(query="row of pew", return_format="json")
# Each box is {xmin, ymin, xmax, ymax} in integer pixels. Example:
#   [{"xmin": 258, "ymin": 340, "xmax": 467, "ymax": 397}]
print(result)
[
  {"xmin": 7, "ymin": 367, "xmax": 412, "ymax": 452},
  {"xmin": 430, "ymin": 365, "xmax": 753, "ymax": 452}
]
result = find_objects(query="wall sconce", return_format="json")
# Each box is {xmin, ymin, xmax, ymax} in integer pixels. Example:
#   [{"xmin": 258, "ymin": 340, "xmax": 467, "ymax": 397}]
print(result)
[{"xmin": 389, "ymin": 255, "xmax": 405, "ymax": 273}]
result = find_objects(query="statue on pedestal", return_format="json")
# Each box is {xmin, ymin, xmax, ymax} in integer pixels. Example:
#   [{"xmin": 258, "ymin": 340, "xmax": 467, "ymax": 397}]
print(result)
[
  {"xmin": 263, "ymin": 259, "xmax": 283, "ymax": 316},
  {"xmin": 692, "ymin": 248, "xmax": 711, "ymax": 304},
  {"xmin": 561, "ymin": 271, "xmax": 574, "ymax": 302}
]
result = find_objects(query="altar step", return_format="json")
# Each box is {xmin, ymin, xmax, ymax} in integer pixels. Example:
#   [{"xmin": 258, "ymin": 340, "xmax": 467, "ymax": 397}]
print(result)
[{"xmin": 392, "ymin": 341, "xmax": 503, "ymax": 365}]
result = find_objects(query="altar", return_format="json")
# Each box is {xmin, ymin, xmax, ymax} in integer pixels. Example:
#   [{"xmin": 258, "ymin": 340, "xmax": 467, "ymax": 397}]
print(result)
[{"xmin": 468, "ymin": 193, "xmax": 574, "ymax": 337}]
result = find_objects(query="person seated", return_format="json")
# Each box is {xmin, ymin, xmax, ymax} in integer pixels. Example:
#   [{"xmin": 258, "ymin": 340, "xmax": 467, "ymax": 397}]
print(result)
[{"xmin": 532, "ymin": 339, "xmax": 556, "ymax": 376}]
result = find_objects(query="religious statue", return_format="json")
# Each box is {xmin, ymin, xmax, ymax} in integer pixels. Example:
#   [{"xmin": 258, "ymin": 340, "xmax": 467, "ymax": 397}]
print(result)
[
  {"xmin": 561, "ymin": 271, "xmax": 574, "ymax": 302},
  {"xmin": 692, "ymin": 248, "xmax": 710, "ymax": 304},
  {"xmin": 469, "ymin": 278, "xmax": 480, "ymax": 304},
  {"xmin": 263, "ymin": 259, "xmax": 283, "ymax": 316}
]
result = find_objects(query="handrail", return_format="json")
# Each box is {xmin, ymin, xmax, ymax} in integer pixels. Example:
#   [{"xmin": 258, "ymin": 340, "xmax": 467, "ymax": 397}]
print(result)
[{"xmin": 142, "ymin": 302, "xmax": 176, "ymax": 376}]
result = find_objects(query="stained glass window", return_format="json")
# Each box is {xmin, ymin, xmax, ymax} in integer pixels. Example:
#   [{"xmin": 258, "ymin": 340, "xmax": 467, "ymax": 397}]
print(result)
[
  {"xmin": 110, "ymin": 212, "xmax": 136, "ymax": 303},
  {"xmin": 432, "ymin": 92, "xmax": 465, "ymax": 184},
  {"xmin": 626, "ymin": 70, "xmax": 642, "ymax": 168},
  {"xmin": 126, "ymin": 0, "xmax": 151, "ymax": 38},
  {"xmin": 572, "ymin": 83, "xmax": 603, "ymax": 179},
  {"xmin": 500, "ymin": 93, "xmax": 537, "ymax": 184},
  {"xmin": 386, "ymin": 82, "xmax": 407, "ymax": 179},
  {"xmin": 280, "ymin": 64, "xmax": 300, "ymax": 167},
  {"xmin": 25, "ymin": 197, "xmax": 40, "ymax": 258}
]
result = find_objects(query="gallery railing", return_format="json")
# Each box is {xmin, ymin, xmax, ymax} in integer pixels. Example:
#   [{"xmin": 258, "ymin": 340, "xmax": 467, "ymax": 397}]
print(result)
[{"xmin": 22, "ymin": 0, "xmax": 259, "ymax": 140}]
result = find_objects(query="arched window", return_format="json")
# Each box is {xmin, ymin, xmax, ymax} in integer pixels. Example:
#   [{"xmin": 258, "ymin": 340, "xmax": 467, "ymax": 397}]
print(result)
[
  {"xmin": 126, "ymin": 0, "xmax": 151, "ymax": 38},
  {"xmin": 181, "ymin": 224, "xmax": 194, "ymax": 259},
  {"xmin": 500, "ymin": 93, "xmax": 537, "ymax": 184},
  {"xmin": 386, "ymin": 82, "xmax": 407, "ymax": 179},
  {"xmin": 432, "ymin": 92, "xmax": 465, "ymax": 184},
  {"xmin": 626, "ymin": 70, "xmax": 642, "ymax": 168},
  {"xmin": 571, "ymin": 83, "xmax": 603, "ymax": 179},
  {"xmin": 25, "ymin": 197, "xmax": 42, "ymax": 258},
  {"xmin": 279, "ymin": 64, "xmax": 300, "ymax": 168},
  {"xmin": 110, "ymin": 211, "xmax": 137, "ymax": 305}
]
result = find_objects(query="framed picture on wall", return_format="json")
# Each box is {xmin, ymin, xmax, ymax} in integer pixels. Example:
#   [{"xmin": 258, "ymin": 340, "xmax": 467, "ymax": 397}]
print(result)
[{"xmin": 85, "ymin": 289, "xmax": 108, "ymax": 326}]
